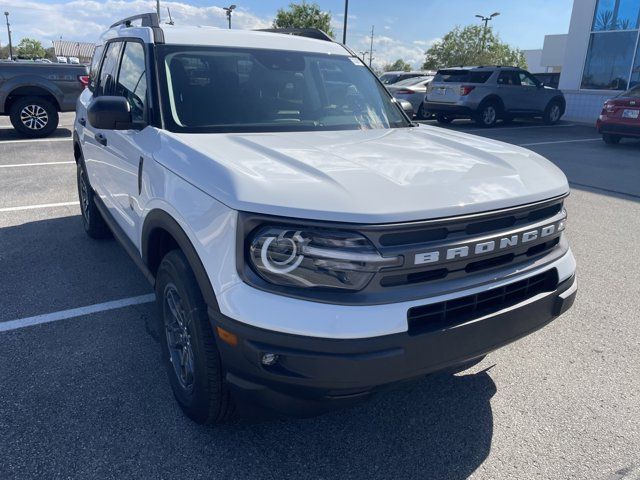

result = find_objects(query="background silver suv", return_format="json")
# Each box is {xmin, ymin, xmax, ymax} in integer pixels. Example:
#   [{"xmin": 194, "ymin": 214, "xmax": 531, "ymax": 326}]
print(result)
[{"xmin": 425, "ymin": 66, "xmax": 566, "ymax": 127}]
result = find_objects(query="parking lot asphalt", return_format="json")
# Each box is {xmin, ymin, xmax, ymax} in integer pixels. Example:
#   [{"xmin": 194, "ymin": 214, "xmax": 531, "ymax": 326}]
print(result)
[{"xmin": 1, "ymin": 114, "xmax": 639, "ymax": 480}]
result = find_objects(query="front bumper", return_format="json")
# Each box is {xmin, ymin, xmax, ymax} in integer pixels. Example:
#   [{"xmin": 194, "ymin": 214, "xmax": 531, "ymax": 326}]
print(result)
[{"xmin": 210, "ymin": 272, "xmax": 577, "ymax": 417}]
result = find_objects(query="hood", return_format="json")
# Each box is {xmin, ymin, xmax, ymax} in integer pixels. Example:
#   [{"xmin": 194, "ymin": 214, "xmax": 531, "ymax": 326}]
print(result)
[{"xmin": 156, "ymin": 125, "xmax": 568, "ymax": 223}]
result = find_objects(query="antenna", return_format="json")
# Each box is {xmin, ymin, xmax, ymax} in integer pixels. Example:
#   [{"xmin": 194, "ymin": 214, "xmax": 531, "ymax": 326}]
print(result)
[{"xmin": 166, "ymin": 7, "xmax": 174, "ymax": 25}]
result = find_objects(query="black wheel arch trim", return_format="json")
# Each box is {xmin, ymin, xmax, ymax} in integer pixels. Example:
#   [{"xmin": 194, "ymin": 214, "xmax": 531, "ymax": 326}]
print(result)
[
  {"xmin": 142, "ymin": 209, "xmax": 220, "ymax": 310},
  {"xmin": 478, "ymin": 95, "xmax": 504, "ymax": 113}
]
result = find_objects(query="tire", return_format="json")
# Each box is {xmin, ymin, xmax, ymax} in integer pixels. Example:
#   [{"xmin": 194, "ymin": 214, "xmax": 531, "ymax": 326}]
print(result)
[
  {"xmin": 543, "ymin": 100, "xmax": 563, "ymax": 125},
  {"xmin": 436, "ymin": 113, "xmax": 453, "ymax": 124},
  {"xmin": 602, "ymin": 133, "xmax": 622, "ymax": 145},
  {"xmin": 9, "ymin": 96, "xmax": 59, "ymax": 138},
  {"xmin": 475, "ymin": 101, "xmax": 499, "ymax": 128},
  {"xmin": 417, "ymin": 103, "xmax": 429, "ymax": 120},
  {"xmin": 76, "ymin": 161, "xmax": 112, "ymax": 239},
  {"xmin": 156, "ymin": 250, "xmax": 234, "ymax": 425}
]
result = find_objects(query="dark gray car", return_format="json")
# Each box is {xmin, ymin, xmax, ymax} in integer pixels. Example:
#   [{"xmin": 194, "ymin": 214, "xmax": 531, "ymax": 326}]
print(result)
[
  {"xmin": 425, "ymin": 66, "xmax": 566, "ymax": 127},
  {"xmin": 0, "ymin": 61, "xmax": 89, "ymax": 137}
]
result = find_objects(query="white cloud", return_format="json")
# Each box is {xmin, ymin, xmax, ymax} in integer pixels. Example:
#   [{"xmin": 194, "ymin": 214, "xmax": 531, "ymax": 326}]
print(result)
[
  {"xmin": 1, "ymin": 0, "xmax": 437, "ymax": 72},
  {"xmin": 1, "ymin": 0, "xmax": 271, "ymax": 43},
  {"xmin": 353, "ymin": 33, "xmax": 439, "ymax": 70}
]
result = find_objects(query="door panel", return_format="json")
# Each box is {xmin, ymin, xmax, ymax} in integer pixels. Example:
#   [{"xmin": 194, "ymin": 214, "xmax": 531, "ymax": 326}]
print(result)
[{"xmin": 99, "ymin": 41, "xmax": 150, "ymax": 245}]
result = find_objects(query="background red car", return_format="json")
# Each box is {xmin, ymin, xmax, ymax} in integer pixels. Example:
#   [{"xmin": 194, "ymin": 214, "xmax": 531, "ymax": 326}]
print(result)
[{"xmin": 597, "ymin": 85, "xmax": 640, "ymax": 145}]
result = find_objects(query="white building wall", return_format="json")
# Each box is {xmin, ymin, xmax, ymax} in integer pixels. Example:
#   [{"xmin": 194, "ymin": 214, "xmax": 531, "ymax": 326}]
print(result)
[
  {"xmin": 540, "ymin": 34, "xmax": 567, "ymax": 71},
  {"xmin": 523, "ymin": 49, "xmax": 544, "ymax": 73},
  {"xmin": 559, "ymin": 0, "xmax": 617, "ymax": 122}
]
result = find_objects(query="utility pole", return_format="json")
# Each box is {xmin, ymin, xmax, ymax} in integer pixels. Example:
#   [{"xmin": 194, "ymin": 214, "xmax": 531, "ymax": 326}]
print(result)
[
  {"xmin": 156, "ymin": 0, "xmax": 161, "ymax": 21},
  {"xmin": 368, "ymin": 25, "xmax": 375, "ymax": 69},
  {"xmin": 4, "ymin": 12, "xmax": 13, "ymax": 61},
  {"xmin": 223, "ymin": 5, "xmax": 236, "ymax": 29},
  {"xmin": 475, "ymin": 12, "xmax": 500, "ymax": 52},
  {"xmin": 342, "ymin": 0, "xmax": 349, "ymax": 44}
]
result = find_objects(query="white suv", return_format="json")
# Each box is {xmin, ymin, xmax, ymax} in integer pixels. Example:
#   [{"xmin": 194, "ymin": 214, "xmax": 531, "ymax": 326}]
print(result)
[{"xmin": 74, "ymin": 13, "xmax": 577, "ymax": 424}]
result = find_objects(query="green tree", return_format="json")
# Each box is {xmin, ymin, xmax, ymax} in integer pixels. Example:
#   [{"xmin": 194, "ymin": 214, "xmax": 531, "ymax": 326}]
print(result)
[
  {"xmin": 383, "ymin": 59, "xmax": 412, "ymax": 72},
  {"xmin": 422, "ymin": 25, "xmax": 526, "ymax": 70},
  {"xmin": 273, "ymin": 1, "xmax": 334, "ymax": 38},
  {"xmin": 16, "ymin": 38, "xmax": 46, "ymax": 59}
]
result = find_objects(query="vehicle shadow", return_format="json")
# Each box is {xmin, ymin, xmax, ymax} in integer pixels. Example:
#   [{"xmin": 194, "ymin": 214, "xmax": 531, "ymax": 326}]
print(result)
[
  {"xmin": 212, "ymin": 370, "xmax": 497, "ymax": 480},
  {"xmin": 0, "ymin": 127, "xmax": 72, "ymax": 142}
]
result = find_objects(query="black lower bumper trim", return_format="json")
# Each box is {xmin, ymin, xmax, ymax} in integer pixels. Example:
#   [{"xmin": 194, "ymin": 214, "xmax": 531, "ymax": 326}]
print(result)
[{"xmin": 210, "ymin": 273, "xmax": 577, "ymax": 417}]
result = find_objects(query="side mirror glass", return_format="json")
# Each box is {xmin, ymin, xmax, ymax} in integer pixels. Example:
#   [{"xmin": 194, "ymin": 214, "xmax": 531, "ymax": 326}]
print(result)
[{"xmin": 88, "ymin": 96, "xmax": 134, "ymax": 130}]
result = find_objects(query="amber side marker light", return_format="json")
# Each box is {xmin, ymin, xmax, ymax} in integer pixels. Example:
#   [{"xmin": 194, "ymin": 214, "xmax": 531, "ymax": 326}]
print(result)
[{"xmin": 216, "ymin": 326, "xmax": 238, "ymax": 347}]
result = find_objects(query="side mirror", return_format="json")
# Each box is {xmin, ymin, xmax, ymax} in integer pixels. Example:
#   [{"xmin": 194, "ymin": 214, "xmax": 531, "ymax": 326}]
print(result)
[
  {"xmin": 88, "ymin": 96, "xmax": 133, "ymax": 130},
  {"xmin": 399, "ymin": 100, "xmax": 414, "ymax": 118}
]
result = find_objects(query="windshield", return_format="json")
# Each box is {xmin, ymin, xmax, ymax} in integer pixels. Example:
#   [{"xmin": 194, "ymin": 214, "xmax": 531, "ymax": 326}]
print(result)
[{"xmin": 158, "ymin": 45, "xmax": 410, "ymax": 133}]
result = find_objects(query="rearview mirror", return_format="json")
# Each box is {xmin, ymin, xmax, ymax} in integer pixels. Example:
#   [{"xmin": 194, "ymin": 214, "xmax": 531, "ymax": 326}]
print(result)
[
  {"xmin": 399, "ymin": 100, "xmax": 414, "ymax": 118},
  {"xmin": 88, "ymin": 96, "xmax": 134, "ymax": 130}
]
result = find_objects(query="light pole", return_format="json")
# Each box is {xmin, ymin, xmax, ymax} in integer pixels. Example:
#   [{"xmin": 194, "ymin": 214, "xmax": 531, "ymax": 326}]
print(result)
[
  {"xmin": 4, "ymin": 11, "xmax": 13, "ymax": 61},
  {"xmin": 475, "ymin": 12, "xmax": 499, "ymax": 52},
  {"xmin": 342, "ymin": 0, "xmax": 349, "ymax": 44},
  {"xmin": 223, "ymin": 5, "xmax": 236, "ymax": 29}
]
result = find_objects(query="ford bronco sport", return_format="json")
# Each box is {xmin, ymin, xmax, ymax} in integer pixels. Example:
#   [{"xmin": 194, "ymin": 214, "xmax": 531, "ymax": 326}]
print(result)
[{"xmin": 74, "ymin": 13, "xmax": 577, "ymax": 424}]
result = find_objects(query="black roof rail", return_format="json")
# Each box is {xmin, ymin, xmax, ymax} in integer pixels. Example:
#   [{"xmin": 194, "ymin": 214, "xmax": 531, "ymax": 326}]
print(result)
[
  {"xmin": 109, "ymin": 12, "xmax": 164, "ymax": 44},
  {"xmin": 255, "ymin": 28, "xmax": 333, "ymax": 42},
  {"xmin": 110, "ymin": 12, "xmax": 160, "ymax": 29}
]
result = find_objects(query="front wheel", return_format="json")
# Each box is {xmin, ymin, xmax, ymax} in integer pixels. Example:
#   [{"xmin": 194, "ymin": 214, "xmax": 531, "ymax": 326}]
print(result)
[
  {"xmin": 602, "ymin": 133, "xmax": 622, "ymax": 145},
  {"xmin": 9, "ymin": 96, "xmax": 59, "ymax": 138},
  {"xmin": 156, "ymin": 250, "xmax": 234, "ymax": 425},
  {"xmin": 543, "ymin": 101, "xmax": 563, "ymax": 125}
]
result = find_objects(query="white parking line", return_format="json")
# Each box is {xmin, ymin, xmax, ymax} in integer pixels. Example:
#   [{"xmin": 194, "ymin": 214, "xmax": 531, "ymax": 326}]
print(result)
[
  {"xmin": 0, "ymin": 294, "xmax": 156, "ymax": 333},
  {"xmin": 519, "ymin": 138, "xmax": 601, "ymax": 147},
  {"xmin": 0, "ymin": 161, "xmax": 75, "ymax": 168},
  {"xmin": 0, "ymin": 201, "xmax": 79, "ymax": 212},
  {"xmin": 0, "ymin": 137, "xmax": 72, "ymax": 145}
]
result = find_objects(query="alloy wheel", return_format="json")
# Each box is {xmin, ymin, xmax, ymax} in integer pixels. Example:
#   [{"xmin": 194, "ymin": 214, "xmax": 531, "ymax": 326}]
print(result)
[
  {"xmin": 550, "ymin": 105, "xmax": 561, "ymax": 123},
  {"xmin": 164, "ymin": 284, "xmax": 195, "ymax": 394},
  {"xmin": 20, "ymin": 104, "xmax": 48, "ymax": 130},
  {"xmin": 482, "ymin": 106, "xmax": 496, "ymax": 125},
  {"xmin": 79, "ymin": 171, "xmax": 90, "ymax": 222}
]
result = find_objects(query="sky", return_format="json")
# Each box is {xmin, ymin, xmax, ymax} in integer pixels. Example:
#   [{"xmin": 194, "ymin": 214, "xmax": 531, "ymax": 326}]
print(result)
[{"xmin": 0, "ymin": 0, "xmax": 575, "ymax": 68}]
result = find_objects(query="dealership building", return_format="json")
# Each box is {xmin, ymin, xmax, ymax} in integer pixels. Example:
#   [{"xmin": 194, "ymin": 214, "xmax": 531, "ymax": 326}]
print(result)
[{"xmin": 534, "ymin": 0, "xmax": 640, "ymax": 122}]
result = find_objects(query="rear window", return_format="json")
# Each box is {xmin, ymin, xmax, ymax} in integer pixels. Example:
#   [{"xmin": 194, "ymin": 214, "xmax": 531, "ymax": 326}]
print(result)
[{"xmin": 433, "ymin": 70, "xmax": 492, "ymax": 84}]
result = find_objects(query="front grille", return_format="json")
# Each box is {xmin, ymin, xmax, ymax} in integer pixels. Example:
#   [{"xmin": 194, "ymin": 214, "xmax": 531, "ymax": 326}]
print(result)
[
  {"xmin": 407, "ymin": 269, "xmax": 558, "ymax": 335},
  {"xmin": 370, "ymin": 197, "xmax": 566, "ymax": 289},
  {"xmin": 377, "ymin": 201, "xmax": 563, "ymax": 247}
]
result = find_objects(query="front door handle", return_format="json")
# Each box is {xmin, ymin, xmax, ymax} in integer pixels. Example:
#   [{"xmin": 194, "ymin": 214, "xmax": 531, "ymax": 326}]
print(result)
[
  {"xmin": 78, "ymin": 117, "xmax": 86, "ymax": 126},
  {"xmin": 95, "ymin": 133, "xmax": 107, "ymax": 146}
]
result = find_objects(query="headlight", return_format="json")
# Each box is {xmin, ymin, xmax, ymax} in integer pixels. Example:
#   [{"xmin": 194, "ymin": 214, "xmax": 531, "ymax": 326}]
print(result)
[{"xmin": 248, "ymin": 227, "xmax": 401, "ymax": 291}]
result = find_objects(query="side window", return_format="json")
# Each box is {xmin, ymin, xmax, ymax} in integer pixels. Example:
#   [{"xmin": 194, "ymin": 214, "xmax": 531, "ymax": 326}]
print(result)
[
  {"xmin": 497, "ymin": 71, "xmax": 515, "ymax": 85},
  {"xmin": 115, "ymin": 42, "xmax": 148, "ymax": 123},
  {"xmin": 97, "ymin": 42, "xmax": 123, "ymax": 97},
  {"xmin": 88, "ymin": 45, "xmax": 104, "ymax": 92},
  {"xmin": 518, "ymin": 72, "xmax": 539, "ymax": 87}
]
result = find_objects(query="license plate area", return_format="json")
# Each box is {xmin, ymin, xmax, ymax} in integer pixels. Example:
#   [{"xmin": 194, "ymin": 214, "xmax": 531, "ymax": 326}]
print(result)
[{"xmin": 622, "ymin": 109, "xmax": 639, "ymax": 119}]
